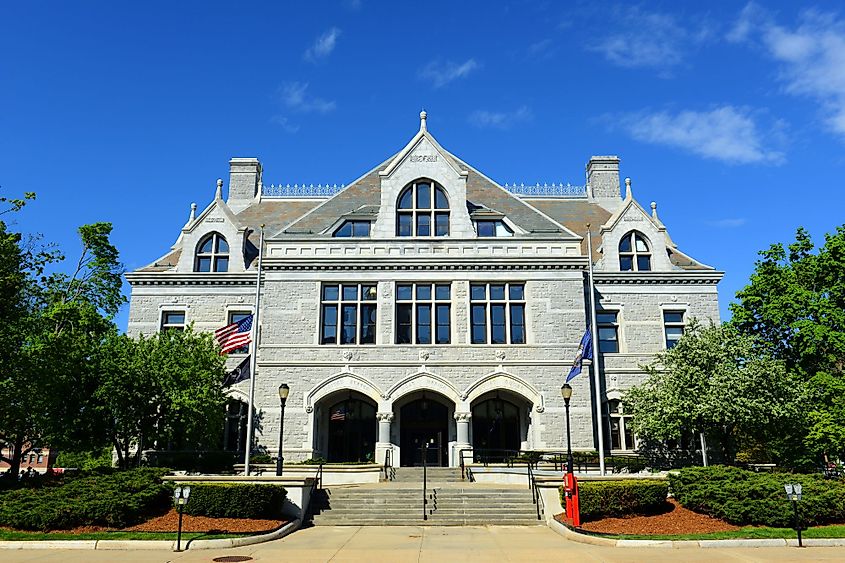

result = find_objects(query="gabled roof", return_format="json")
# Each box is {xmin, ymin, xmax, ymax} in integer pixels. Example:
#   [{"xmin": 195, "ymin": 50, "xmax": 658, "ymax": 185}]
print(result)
[{"xmin": 525, "ymin": 199, "xmax": 612, "ymax": 261}]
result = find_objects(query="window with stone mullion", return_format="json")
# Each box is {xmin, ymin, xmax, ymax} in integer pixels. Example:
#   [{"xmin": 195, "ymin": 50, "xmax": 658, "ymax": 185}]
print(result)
[
  {"xmin": 320, "ymin": 283, "xmax": 377, "ymax": 345},
  {"xmin": 469, "ymin": 283, "xmax": 526, "ymax": 345},
  {"xmin": 395, "ymin": 283, "xmax": 451, "ymax": 344},
  {"xmin": 396, "ymin": 180, "xmax": 450, "ymax": 237}
]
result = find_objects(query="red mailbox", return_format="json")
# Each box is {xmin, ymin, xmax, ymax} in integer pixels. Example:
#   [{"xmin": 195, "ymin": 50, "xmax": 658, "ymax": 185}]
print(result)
[{"xmin": 563, "ymin": 472, "xmax": 581, "ymax": 527}]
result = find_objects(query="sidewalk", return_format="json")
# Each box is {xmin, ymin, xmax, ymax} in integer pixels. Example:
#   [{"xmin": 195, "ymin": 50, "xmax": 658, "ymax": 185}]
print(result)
[{"xmin": 3, "ymin": 525, "xmax": 845, "ymax": 562}]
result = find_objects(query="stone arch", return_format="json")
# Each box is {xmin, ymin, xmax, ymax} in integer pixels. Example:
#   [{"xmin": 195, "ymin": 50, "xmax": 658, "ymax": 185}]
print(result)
[
  {"xmin": 386, "ymin": 369, "xmax": 462, "ymax": 406},
  {"xmin": 304, "ymin": 371, "xmax": 384, "ymax": 413},
  {"xmin": 463, "ymin": 370, "xmax": 544, "ymax": 412}
]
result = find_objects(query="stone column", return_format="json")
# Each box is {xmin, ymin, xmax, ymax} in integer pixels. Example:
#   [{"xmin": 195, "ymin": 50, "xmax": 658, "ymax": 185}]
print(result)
[
  {"xmin": 375, "ymin": 412, "xmax": 394, "ymax": 465},
  {"xmin": 454, "ymin": 412, "xmax": 472, "ymax": 467}
]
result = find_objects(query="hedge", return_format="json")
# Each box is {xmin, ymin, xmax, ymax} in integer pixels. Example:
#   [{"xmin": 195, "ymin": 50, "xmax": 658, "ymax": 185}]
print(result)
[
  {"xmin": 669, "ymin": 465, "xmax": 845, "ymax": 527},
  {"xmin": 144, "ymin": 450, "xmax": 236, "ymax": 473},
  {"xmin": 0, "ymin": 468, "xmax": 171, "ymax": 531},
  {"xmin": 563, "ymin": 479, "xmax": 669, "ymax": 521},
  {"xmin": 182, "ymin": 484, "xmax": 287, "ymax": 519}
]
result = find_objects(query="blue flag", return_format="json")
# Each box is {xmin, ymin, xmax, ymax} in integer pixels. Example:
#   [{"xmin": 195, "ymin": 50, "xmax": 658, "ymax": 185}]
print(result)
[{"xmin": 566, "ymin": 330, "xmax": 593, "ymax": 382}]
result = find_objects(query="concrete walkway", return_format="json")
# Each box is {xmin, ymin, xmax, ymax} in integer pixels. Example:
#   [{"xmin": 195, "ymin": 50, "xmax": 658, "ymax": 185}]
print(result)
[{"xmin": 3, "ymin": 525, "xmax": 845, "ymax": 562}]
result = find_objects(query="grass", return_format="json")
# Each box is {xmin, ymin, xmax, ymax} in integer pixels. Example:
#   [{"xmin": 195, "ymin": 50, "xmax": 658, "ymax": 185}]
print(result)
[
  {"xmin": 584, "ymin": 524, "xmax": 845, "ymax": 541},
  {"xmin": 0, "ymin": 530, "xmax": 249, "ymax": 541}
]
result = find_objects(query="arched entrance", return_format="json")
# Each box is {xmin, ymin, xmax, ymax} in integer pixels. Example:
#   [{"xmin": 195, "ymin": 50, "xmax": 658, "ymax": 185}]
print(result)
[
  {"xmin": 321, "ymin": 393, "xmax": 377, "ymax": 463},
  {"xmin": 471, "ymin": 393, "xmax": 523, "ymax": 462},
  {"xmin": 399, "ymin": 393, "xmax": 450, "ymax": 467}
]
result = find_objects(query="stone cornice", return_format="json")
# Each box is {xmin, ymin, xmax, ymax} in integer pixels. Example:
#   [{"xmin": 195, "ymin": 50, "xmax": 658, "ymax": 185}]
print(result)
[
  {"xmin": 125, "ymin": 272, "xmax": 257, "ymax": 287},
  {"xmin": 263, "ymin": 261, "xmax": 586, "ymax": 272},
  {"xmin": 592, "ymin": 271, "xmax": 724, "ymax": 285}
]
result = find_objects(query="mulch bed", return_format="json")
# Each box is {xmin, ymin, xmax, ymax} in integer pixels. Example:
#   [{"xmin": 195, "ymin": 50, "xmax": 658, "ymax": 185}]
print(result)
[{"xmin": 556, "ymin": 499, "xmax": 740, "ymax": 536}]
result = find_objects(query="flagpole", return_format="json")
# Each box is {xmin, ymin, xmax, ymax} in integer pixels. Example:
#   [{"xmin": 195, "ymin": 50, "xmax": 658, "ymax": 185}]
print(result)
[
  {"xmin": 244, "ymin": 226, "xmax": 265, "ymax": 476},
  {"xmin": 586, "ymin": 225, "xmax": 606, "ymax": 476}
]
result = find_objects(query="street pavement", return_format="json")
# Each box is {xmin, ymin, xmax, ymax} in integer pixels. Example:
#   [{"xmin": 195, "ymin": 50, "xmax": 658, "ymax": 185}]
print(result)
[{"xmin": 3, "ymin": 525, "xmax": 845, "ymax": 562}]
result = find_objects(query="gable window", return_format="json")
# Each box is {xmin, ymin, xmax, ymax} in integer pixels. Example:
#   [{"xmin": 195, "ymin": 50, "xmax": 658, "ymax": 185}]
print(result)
[
  {"xmin": 596, "ymin": 310, "xmax": 619, "ymax": 353},
  {"xmin": 161, "ymin": 311, "xmax": 186, "ymax": 332},
  {"xmin": 470, "ymin": 283, "xmax": 526, "ymax": 344},
  {"xmin": 663, "ymin": 310, "xmax": 685, "ymax": 349},
  {"xmin": 195, "ymin": 232, "xmax": 229, "ymax": 272},
  {"xmin": 333, "ymin": 220, "xmax": 371, "ymax": 238},
  {"xmin": 608, "ymin": 400, "xmax": 635, "ymax": 451},
  {"xmin": 320, "ymin": 283, "xmax": 377, "ymax": 345},
  {"xmin": 474, "ymin": 220, "xmax": 513, "ymax": 237},
  {"xmin": 396, "ymin": 283, "xmax": 451, "ymax": 344},
  {"xmin": 397, "ymin": 180, "xmax": 450, "ymax": 237},
  {"xmin": 619, "ymin": 231, "xmax": 651, "ymax": 272}
]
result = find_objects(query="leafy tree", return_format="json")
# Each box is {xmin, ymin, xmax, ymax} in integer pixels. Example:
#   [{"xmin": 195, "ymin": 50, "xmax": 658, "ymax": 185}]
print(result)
[
  {"xmin": 731, "ymin": 226, "xmax": 845, "ymax": 462},
  {"xmin": 95, "ymin": 328, "xmax": 228, "ymax": 469},
  {"xmin": 625, "ymin": 321, "xmax": 803, "ymax": 464}
]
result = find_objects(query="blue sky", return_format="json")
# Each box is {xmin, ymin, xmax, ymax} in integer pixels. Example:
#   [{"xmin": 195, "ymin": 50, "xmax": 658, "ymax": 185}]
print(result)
[{"xmin": 3, "ymin": 1, "xmax": 845, "ymax": 330}]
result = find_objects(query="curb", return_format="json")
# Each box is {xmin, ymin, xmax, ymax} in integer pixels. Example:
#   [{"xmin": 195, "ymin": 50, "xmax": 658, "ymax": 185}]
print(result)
[
  {"xmin": 547, "ymin": 518, "xmax": 845, "ymax": 548},
  {"xmin": 0, "ymin": 519, "xmax": 301, "ymax": 551}
]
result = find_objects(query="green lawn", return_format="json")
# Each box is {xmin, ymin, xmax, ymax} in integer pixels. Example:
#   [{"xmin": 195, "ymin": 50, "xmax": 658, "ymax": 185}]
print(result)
[
  {"xmin": 587, "ymin": 524, "xmax": 845, "ymax": 541},
  {"xmin": 0, "ymin": 530, "xmax": 248, "ymax": 541}
]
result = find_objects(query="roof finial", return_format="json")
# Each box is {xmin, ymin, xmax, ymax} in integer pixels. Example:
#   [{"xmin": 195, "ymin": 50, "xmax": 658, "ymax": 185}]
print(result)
[
  {"xmin": 215, "ymin": 178, "xmax": 223, "ymax": 200},
  {"xmin": 189, "ymin": 202, "xmax": 197, "ymax": 222},
  {"xmin": 624, "ymin": 177, "xmax": 632, "ymax": 199},
  {"xmin": 651, "ymin": 201, "xmax": 659, "ymax": 220},
  {"xmin": 420, "ymin": 108, "xmax": 428, "ymax": 132}
]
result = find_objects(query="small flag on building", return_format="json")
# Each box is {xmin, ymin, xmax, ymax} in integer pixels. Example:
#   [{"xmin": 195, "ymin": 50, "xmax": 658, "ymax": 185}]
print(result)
[
  {"xmin": 223, "ymin": 356, "xmax": 251, "ymax": 387},
  {"xmin": 566, "ymin": 330, "xmax": 593, "ymax": 383},
  {"xmin": 330, "ymin": 406, "xmax": 346, "ymax": 421},
  {"xmin": 215, "ymin": 315, "xmax": 253, "ymax": 355}
]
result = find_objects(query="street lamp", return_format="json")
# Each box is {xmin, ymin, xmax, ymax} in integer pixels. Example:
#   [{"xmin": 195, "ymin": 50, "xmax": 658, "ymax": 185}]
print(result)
[
  {"xmin": 277, "ymin": 383, "xmax": 290, "ymax": 477},
  {"xmin": 173, "ymin": 485, "xmax": 191, "ymax": 552},
  {"xmin": 560, "ymin": 383, "xmax": 574, "ymax": 474},
  {"xmin": 785, "ymin": 483, "xmax": 804, "ymax": 547}
]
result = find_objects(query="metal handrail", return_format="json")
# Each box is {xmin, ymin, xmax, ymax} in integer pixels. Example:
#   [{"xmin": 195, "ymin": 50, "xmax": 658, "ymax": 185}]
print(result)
[
  {"xmin": 304, "ymin": 463, "xmax": 323, "ymax": 522},
  {"xmin": 422, "ymin": 444, "xmax": 428, "ymax": 521}
]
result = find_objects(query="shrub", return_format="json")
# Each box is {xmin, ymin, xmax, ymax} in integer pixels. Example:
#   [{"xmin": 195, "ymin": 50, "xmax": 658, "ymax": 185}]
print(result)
[
  {"xmin": 606, "ymin": 456, "xmax": 648, "ymax": 474},
  {"xmin": 183, "ymin": 484, "xmax": 287, "ymax": 519},
  {"xmin": 145, "ymin": 450, "xmax": 235, "ymax": 473},
  {"xmin": 669, "ymin": 465, "xmax": 845, "ymax": 527},
  {"xmin": 564, "ymin": 479, "xmax": 669, "ymax": 521},
  {"xmin": 0, "ymin": 468, "xmax": 171, "ymax": 531},
  {"xmin": 55, "ymin": 448, "xmax": 113, "ymax": 470}
]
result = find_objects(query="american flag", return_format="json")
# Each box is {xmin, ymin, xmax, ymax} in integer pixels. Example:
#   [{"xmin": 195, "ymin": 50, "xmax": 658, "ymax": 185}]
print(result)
[
  {"xmin": 215, "ymin": 315, "xmax": 253, "ymax": 355},
  {"xmin": 330, "ymin": 406, "xmax": 346, "ymax": 421}
]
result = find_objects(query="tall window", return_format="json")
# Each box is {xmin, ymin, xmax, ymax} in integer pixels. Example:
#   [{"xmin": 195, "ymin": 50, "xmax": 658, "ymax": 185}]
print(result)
[
  {"xmin": 320, "ymin": 284, "xmax": 377, "ymax": 345},
  {"xmin": 608, "ymin": 400, "xmax": 635, "ymax": 451},
  {"xmin": 396, "ymin": 283, "xmax": 451, "ymax": 344},
  {"xmin": 195, "ymin": 232, "xmax": 230, "ymax": 272},
  {"xmin": 160, "ymin": 311, "xmax": 186, "ymax": 332},
  {"xmin": 663, "ymin": 310, "xmax": 685, "ymax": 349},
  {"xmin": 396, "ymin": 180, "xmax": 450, "ymax": 237},
  {"xmin": 470, "ymin": 283, "xmax": 526, "ymax": 344},
  {"xmin": 223, "ymin": 399, "xmax": 248, "ymax": 452},
  {"xmin": 227, "ymin": 311, "xmax": 252, "ymax": 354},
  {"xmin": 333, "ymin": 220, "xmax": 371, "ymax": 237},
  {"xmin": 619, "ymin": 231, "xmax": 651, "ymax": 272},
  {"xmin": 596, "ymin": 310, "xmax": 619, "ymax": 353}
]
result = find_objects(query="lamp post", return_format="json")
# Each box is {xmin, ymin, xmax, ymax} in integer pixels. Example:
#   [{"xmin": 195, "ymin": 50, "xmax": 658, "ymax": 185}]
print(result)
[
  {"xmin": 276, "ymin": 383, "xmax": 289, "ymax": 477},
  {"xmin": 785, "ymin": 483, "xmax": 804, "ymax": 547},
  {"xmin": 561, "ymin": 383, "xmax": 574, "ymax": 474},
  {"xmin": 173, "ymin": 485, "xmax": 191, "ymax": 552}
]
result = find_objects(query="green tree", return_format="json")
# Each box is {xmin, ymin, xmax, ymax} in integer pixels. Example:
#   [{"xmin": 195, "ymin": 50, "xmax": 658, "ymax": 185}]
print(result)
[
  {"xmin": 731, "ymin": 226, "xmax": 845, "ymax": 462},
  {"xmin": 625, "ymin": 321, "xmax": 803, "ymax": 464},
  {"xmin": 95, "ymin": 328, "xmax": 228, "ymax": 469}
]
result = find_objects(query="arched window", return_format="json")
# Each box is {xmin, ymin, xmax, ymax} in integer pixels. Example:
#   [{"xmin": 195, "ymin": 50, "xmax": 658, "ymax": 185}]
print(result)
[
  {"xmin": 396, "ymin": 180, "xmax": 450, "ymax": 237},
  {"xmin": 195, "ymin": 232, "xmax": 229, "ymax": 272},
  {"xmin": 619, "ymin": 231, "xmax": 651, "ymax": 271}
]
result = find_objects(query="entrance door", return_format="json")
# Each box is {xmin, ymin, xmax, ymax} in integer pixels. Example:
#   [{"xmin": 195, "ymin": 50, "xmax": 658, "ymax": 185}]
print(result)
[
  {"xmin": 472, "ymin": 396, "xmax": 520, "ymax": 462},
  {"xmin": 400, "ymin": 397, "xmax": 449, "ymax": 466},
  {"xmin": 326, "ymin": 397, "xmax": 377, "ymax": 463}
]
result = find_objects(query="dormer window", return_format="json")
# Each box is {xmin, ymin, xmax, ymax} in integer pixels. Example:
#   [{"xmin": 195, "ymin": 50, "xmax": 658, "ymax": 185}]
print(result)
[
  {"xmin": 195, "ymin": 232, "xmax": 229, "ymax": 272},
  {"xmin": 619, "ymin": 231, "xmax": 651, "ymax": 272},
  {"xmin": 333, "ymin": 220, "xmax": 371, "ymax": 238},
  {"xmin": 397, "ymin": 180, "xmax": 449, "ymax": 237},
  {"xmin": 474, "ymin": 220, "xmax": 513, "ymax": 237}
]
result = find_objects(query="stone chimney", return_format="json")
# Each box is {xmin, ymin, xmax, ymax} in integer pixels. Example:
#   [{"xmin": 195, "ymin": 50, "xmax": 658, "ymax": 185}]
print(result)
[
  {"xmin": 586, "ymin": 156, "xmax": 621, "ymax": 201},
  {"xmin": 227, "ymin": 158, "xmax": 262, "ymax": 212}
]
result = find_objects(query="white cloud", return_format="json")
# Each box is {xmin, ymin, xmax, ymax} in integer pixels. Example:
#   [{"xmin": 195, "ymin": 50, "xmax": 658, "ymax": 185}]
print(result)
[
  {"xmin": 706, "ymin": 218, "xmax": 747, "ymax": 228},
  {"xmin": 304, "ymin": 27, "xmax": 341, "ymax": 62},
  {"xmin": 270, "ymin": 115, "xmax": 300, "ymax": 133},
  {"xmin": 419, "ymin": 59, "xmax": 480, "ymax": 88},
  {"xmin": 279, "ymin": 82, "xmax": 336, "ymax": 114},
  {"xmin": 468, "ymin": 106, "xmax": 533, "ymax": 130},
  {"xmin": 730, "ymin": 5, "xmax": 845, "ymax": 140},
  {"xmin": 616, "ymin": 106, "xmax": 784, "ymax": 164},
  {"xmin": 588, "ymin": 7, "xmax": 712, "ymax": 75}
]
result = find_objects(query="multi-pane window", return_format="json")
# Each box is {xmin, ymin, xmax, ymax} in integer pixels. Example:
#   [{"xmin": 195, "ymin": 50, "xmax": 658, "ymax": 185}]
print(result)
[
  {"xmin": 470, "ymin": 283, "xmax": 526, "ymax": 344},
  {"xmin": 195, "ymin": 232, "xmax": 229, "ymax": 272},
  {"xmin": 663, "ymin": 310, "xmax": 685, "ymax": 349},
  {"xmin": 474, "ymin": 220, "xmax": 513, "ymax": 237},
  {"xmin": 619, "ymin": 231, "xmax": 651, "ymax": 272},
  {"xmin": 596, "ymin": 311, "xmax": 619, "ymax": 353},
  {"xmin": 608, "ymin": 400, "xmax": 635, "ymax": 451},
  {"xmin": 227, "ymin": 311, "xmax": 252, "ymax": 354},
  {"xmin": 396, "ymin": 283, "xmax": 451, "ymax": 344},
  {"xmin": 333, "ymin": 220, "xmax": 371, "ymax": 237},
  {"xmin": 396, "ymin": 180, "xmax": 450, "ymax": 237},
  {"xmin": 320, "ymin": 284, "xmax": 377, "ymax": 345},
  {"xmin": 160, "ymin": 311, "xmax": 186, "ymax": 332}
]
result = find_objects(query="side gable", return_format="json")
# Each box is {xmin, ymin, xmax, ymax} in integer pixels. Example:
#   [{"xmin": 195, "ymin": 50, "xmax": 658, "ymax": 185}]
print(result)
[{"xmin": 175, "ymin": 195, "xmax": 248, "ymax": 272}]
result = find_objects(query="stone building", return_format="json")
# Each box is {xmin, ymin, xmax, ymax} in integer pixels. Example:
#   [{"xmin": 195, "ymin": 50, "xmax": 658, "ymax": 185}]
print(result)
[{"xmin": 125, "ymin": 112, "xmax": 722, "ymax": 467}]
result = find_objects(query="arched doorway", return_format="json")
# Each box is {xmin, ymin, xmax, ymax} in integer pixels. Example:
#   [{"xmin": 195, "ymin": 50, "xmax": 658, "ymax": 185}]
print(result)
[
  {"xmin": 399, "ymin": 394, "xmax": 450, "ymax": 466},
  {"xmin": 472, "ymin": 394, "xmax": 521, "ymax": 462},
  {"xmin": 325, "ymin": 395, "xmax": 377, "ymax": 463}
]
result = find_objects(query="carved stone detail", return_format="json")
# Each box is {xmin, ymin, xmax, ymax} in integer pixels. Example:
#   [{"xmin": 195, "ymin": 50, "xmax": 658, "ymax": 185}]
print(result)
[
  {"xmin": 419, "ymin": 351, "xmax": 431, "ymax": 362},
  {"xmin": 454, "ymin": 412, "xmax": 472, "ymax": 422},
  {"xmin": 376, "ymin": 412, "xmax": 394, "ymax": 423}
]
